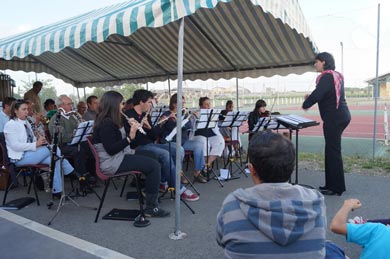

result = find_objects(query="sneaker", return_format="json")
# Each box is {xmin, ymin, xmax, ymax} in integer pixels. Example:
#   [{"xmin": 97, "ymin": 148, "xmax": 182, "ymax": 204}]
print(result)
[
  {"xmin": 348, "ymin": 216, "xmax": 367, "ymax": 224},
  {"xmin": 180, "ymin": 189, "xmax": 199, "ymax": 202},
  {"xmin": 144, "ymin": 207, "xmax": 170, "ymax": 218}
]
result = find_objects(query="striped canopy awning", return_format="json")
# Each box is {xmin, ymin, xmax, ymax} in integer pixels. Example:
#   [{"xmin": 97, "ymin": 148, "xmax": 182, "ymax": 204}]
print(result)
[{"xmin": 0, "ymin": 0, "xmax": 318, "ymax": 88}]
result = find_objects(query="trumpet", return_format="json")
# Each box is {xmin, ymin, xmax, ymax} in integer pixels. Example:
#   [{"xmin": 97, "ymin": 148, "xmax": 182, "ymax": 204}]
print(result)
[{"xmin": 120, "ymin": 111, "xmax": 146, "ymax": 135}]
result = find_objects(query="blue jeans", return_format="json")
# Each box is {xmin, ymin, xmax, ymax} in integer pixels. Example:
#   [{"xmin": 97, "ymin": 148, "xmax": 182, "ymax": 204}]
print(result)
[
  {"xmin": 183, "ymin": 140, "xmax": 205, "ymax": 171},
  {"xmin": 15, "ymin": 147, "xmax": 74, "ymax": 193},
  {"xmin": 136, "ymin": 143, "xmax": 184, "ymax": 187}
]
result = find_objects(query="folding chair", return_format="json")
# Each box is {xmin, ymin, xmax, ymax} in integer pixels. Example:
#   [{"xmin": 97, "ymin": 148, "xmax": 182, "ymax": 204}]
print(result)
[
  {"xmin": 86, "ymin": 137, "xmax": 146, "ymax": 224},
  {"xmin": 0, "ymin": 132, "xmax": 49, "ymax": 206}
]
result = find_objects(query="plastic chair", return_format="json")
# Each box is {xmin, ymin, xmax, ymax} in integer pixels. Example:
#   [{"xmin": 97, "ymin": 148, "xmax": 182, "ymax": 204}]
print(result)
[
  {"xmin": 86, "ymin": 137, "xmax": 146, "ymax": 224},
  {"xmin": 0, "ymin": 132, "xmax": 49, "ymax": 206}
]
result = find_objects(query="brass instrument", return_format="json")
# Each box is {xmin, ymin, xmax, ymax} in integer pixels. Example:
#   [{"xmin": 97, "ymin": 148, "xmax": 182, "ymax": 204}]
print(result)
[{"xmin": 120, "ymin": 111, "xmax": 146, "ymax": 135}]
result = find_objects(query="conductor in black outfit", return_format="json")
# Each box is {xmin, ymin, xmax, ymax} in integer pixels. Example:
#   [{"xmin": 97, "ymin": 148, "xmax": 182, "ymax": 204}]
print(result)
[{"xmin": 302, "ymin": 52, "xmax": 351, "ymax": 196}]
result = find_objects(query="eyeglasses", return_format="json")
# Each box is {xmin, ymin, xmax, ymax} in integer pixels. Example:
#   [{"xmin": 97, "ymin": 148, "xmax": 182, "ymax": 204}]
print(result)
[
  {"xmin": 63, "ymin": 102, "xmax": 73, "ymax": 106},
  {"xmin": 15, "ymin": 99, "xmax": 26, "ymax": 104}
]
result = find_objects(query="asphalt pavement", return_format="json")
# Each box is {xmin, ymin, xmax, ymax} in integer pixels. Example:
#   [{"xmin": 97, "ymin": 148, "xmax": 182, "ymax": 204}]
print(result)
[{"xmin": 1, "ymin": 162, "xmax": 390, "ymax": 259}]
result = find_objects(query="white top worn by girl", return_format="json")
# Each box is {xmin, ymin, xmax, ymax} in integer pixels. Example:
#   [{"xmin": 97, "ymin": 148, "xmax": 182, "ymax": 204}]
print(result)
[{"xmin": 4, "ymin": 118, "xmax": 36, "ymax": 160}]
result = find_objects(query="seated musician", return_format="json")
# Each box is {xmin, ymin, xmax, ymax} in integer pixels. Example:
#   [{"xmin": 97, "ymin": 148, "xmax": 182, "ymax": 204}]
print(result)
[
  {"xmin": 159, "ymin": 94, "xmax": 207, "ymax": 183},
  {"xmin": 82, "ymin": 95, "xmax": 99, "ymax": 121},
  {"xmin": 43, "ymin": 98, "xmax": 56, "ymax": 119},
  {"xmin": 219, "ymin": 100, "xmax": 241, "ymax": 157},
  {"xmin": 192, "ymin": 97, "xmax": 225, "ymax": 171},
  {"xmin": 92, "ymin": 91, "xmax": 169, "ymax": 217},
  {"xmin": 124, "ymin": 89, "xmax": 199, "ymax": 202},
  {"xmin": 247, "ymin": 99, "xmax": 270, "ymax": 141},
  {"xmin": 48, "ymin": 95, "xmax": 95, "ymax": 184},
  {"xmin": 4, "ymin": 99, "xmax": 74, "ymax": 194},
  {"xmin": 25, "ymin": 99, "xmax": 46, "ymax": 136}
]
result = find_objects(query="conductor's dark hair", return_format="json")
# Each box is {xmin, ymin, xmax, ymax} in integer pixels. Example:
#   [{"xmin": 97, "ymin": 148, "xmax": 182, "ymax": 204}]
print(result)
[
  {"xmin": 248, "ymin": 130, "xmax": 295, "ymax": 183},
  {"xmin": 132, "ymin": 89, "xmax": 153, "ymax": 105},
  {"xmin": 315, "ymin": 52, "xmax": 336, "ymax": 70},
  {"xmin": 199, "ymin": 97, "xmax": 209, "ymax": 107}
]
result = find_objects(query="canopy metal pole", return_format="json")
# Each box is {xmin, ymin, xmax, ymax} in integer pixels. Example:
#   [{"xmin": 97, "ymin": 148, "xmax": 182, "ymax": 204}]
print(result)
[
  {"xmin": 236, "ymin": 76, "xmax": 239, "ymax": 111},
  {"xmin": 83, "ymin": 87, "xmax": 86, "ymax": 101},
  {"xmin": 169, "ymin": 17, "xmax": 186, "ymax": 240},
  {"xmin": 77, "ymin": 88, "xmax": 80, "ymax": 102},
  {"xmin": 373, "ymin": 3, "xmax": 380, "ymax": 159},
  {"xmin": 168, "ymin": 77, "xmax": 171, "ymax": 96},
  {"xmin": 146, "ymin": 82, "xmax": 148, "ymax": 90}
]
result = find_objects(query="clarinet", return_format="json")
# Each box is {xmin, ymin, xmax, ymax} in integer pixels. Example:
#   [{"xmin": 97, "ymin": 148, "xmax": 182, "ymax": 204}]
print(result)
[
  {"xmin": 48, "ymin": 109, "xmax": 63, "ymax": 189},
  {"xmin": 26, "ymin": 117, "xmax": 52, "ymax": 152}
]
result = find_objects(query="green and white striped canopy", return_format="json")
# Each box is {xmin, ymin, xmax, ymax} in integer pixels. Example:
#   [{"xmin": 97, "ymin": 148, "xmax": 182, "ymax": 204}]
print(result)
[{"xmin": 0, "ymin": 0, "xmax": 318, "ymax": 88}]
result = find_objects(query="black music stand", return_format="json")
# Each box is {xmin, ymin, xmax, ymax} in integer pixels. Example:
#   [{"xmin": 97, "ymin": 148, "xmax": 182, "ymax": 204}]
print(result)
[
  {"xmin": 219, "ymin": 111, "xmax": 248, "ymax": 180},
  {"xmin": 276, "ymin": 114, "xmax": 320, "ymax": 187},
  {"xmin": 150, "ymin": 106, "xmax": 169, "ymax": 127},
  {"xmin": 196, "ymin": 108, "xmax": 223, "ymax": 187},
  {"xmin": 67, "ymin": 120, "xmax": 99, "ymax": 198},
  {"xmin": 47, "ymin": 121, "xmax": 96, "ymax": 225},
  {"xmin": 68, "ymin": 120, "xmax": 94, "ymax": 147}
]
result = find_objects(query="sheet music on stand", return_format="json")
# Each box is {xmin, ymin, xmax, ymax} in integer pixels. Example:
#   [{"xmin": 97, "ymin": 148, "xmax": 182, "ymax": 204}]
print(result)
[
  {"xmin": 150, "ymin": 106, "xmax": 169, "ymax": 126},
  {"xmin": 219, "ymin": 111, "xmax": 248, "ymax": 128},
  {"xmin": 68, "ymin": 120, "xmax": 94, "ymax": 145},
  {"xmin": 251, "ymin": 117, "xmax": 281, "ymax": 132},
  {"xmin": 196, "ymin": 109, "xmax": 221, "ymax": 129},
  {"xmin": 276, "ymin": 114, "xmax": 319, "ymax": 129},
  {"xmin": 165, "ymin": 118, "xmax": 189, "ymax": 142}
]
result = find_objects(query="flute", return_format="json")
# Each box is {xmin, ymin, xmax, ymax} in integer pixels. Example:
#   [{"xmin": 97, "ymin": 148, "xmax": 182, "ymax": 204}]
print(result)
[{"xmin": 120, "ymin": 111, "xmax": 146, "ymax": 135}]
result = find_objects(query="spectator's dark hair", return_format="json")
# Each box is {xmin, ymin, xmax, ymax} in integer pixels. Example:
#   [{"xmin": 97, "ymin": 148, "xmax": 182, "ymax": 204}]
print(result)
[
  {"xmin": 169, "ymin": 93, "xmax": 179, "ymax": 110},
  {"xmin": 132, "ymin": 89, "xmax": 153, "ymax": 105},
  {"xmin": 199, "ymin": 97, "xmax": 209, "ymax": 107},
  {"xmin": 33, "ymin": 81, "xmax": 43, "ymax": 88},
  {"xmin": 253, "ymin": 99, "xmax": 267, "ymax": 114},
  {"xmin": 9, "ymin": 99, "xmax": 28, "ymax": 120},
  {"xmin": 248, "ymin": 130, "xmax": 295, "ymax": 183},
  {"xmin": 43, "ymin": 98, "xmax": 55, "ymax": 109},
  {"xmin": 86, "ymin": 95, "xmax": 98, "ymax": 105},
  {"xmin": 95, "ymin": 91, "xmax": 123, "ymax": 129},
  {"xmin": 315, "ymin": 52, "xmax": 335, "ymax": 70},
  {"xmin": 2, "ymin": 96, "xmax": 16, "ymax": 108}
]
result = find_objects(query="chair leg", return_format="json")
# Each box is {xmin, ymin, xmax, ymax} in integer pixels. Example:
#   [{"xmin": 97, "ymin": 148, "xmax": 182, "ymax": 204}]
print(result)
[
  {"xmin": 30, "ymin": 171, "xmax": 40, "ymax": 206},
  {"xmin": 120, "ymin": 175, "xmax": 129, "ymax": 198},
  {"xmin": 2, "ymin": 173, "xmax": 12, "ymax": 205},
  {"xmin": 95, "ymin": 180, "xmax": 110, "ymax": 223},
  {"xmin": 185, "ymin": 155, "xmax": 190, "ymax": 172}
]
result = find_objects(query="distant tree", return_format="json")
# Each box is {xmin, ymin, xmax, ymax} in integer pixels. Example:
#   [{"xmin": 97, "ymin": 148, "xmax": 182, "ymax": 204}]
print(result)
[
  {"xmin": 117, "ymin": 83, "xmax": 143, "ymax": 100},
  {"xmin": 90, "ymin": 84, "xmax": 143, "ymax": 100},
  {"xmin": 90, "ymin": 87, "xmax": 106, "ymax": 99}
]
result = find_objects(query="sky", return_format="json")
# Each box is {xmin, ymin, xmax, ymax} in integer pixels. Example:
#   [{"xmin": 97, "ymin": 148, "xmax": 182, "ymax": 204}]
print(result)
[{"xmin": 0, "ymin": 0, "xmax": 388, "ymax": 96}]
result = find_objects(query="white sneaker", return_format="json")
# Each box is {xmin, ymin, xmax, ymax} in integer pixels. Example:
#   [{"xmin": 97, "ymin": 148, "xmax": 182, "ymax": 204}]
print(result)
[{"xmin": 180, "ymin": 189, "xmax": 199, "ymax": 202}]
